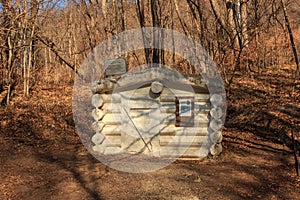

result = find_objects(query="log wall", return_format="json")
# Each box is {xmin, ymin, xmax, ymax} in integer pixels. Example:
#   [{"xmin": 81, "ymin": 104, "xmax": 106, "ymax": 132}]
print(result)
[{"xmin": 91, "ymin": 68, "xmax": 223, "ymax": 159}]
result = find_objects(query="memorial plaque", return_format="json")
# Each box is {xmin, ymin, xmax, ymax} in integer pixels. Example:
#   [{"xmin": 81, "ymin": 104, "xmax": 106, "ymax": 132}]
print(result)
[
  {"xmin": 179, "ymin": 99, "xmax": 192, "ymax": 117},
  {"xmin": 175, "ymin": 97, "xmax": 195, "ymax": 127},
  {"xmin": 105, "ymin": 58, "xmax": 127, "ymax": 76}
]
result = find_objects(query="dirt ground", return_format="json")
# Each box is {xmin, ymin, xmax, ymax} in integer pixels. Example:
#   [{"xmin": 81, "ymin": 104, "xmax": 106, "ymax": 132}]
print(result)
[{"xmin": 0, "ymin": 66, "xmax": 299, "ymax": 200}]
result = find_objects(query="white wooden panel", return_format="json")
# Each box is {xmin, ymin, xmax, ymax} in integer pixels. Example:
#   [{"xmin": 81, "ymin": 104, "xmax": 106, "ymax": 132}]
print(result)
[
  {"xmin": 101, "ymin": 125, "xmax": 122, "ymax": 136},
  {"xmin": 159, "ymin": 135, "xmax": 207, "ymax": 147},
  {"xmin": 101, "ymin": 94, "xmax": 121, "ymax": 103},
  {"xmin": 160, "ymin": 126, "xmax": 208, "ymax": 136},
  {"xmin": 101, "ymin": 103, "xmax": 121, "ymax": 113},
  {"xmin": 102, "ymin": 136, "xmax": 121, "ymax": 146},
  {"xmin": 121, "ymin": 134, "xmax": 159, "ymax": 153},
  {"xmin": 102, "ymin": 113, "xmax": 122, "ymax": 125}
]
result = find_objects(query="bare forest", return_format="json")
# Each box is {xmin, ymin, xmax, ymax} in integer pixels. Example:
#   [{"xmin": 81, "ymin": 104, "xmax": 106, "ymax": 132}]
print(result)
[{"xmin": 0, "ymin": 0, "xmax": 300, "ymax": 199}]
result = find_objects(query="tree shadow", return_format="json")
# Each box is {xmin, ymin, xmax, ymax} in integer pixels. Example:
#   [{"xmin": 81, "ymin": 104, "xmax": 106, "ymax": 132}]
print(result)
[
  {"xmin": 226, "ymin": 82, "xmax": 300, "ymax": 152},
  {"xmin": 0, "ymin": 99, "xmax": 106, "ymax": 199},
  {"xmin": 34, "ymin": 148, "xmax": 106, "ymax": 200}
]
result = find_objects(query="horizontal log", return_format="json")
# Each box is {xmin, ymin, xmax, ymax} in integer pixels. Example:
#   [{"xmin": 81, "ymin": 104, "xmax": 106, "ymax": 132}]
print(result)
[
  {"xmin": 127, "ymin": 110, "xmax": 174, "ymax": 120},
  {"xmin": 209, "ymin": 131, "xmax": 223, "ymax": 143},
  {"xmin": 160, "ymin": 145, "xmax": 209, "ymax": 158},
  {"xmin": 163, "ymin": 105, "xmax": 176, "ymax": 113},
  {"xmin": 92, "ymin": 108, "xmax": 105, "ymax": 121},
  {"xmin": 159, "ymin": 135, "xmax": 208, "ymax": 147},
  {"xmin": 126, "ymin": 99, "xmax": 161, "ymax": 109},
  {"xmin": 116, "ymin": 69, "xmax": 182, "ymax": 87},
  {"xmin": 151, "ymin": 81, "xmax": 164, "ymax": 94},
  {"xmin": 160, "ymin": 126, "xmax": 208, "ymax": 136},
  {"xmin": 101, "ymin": 99, "xmax": 210, "ymax": 114},
  {"xmin": 101, "ymin": 112, "xmax": 209, "ymax": 128},
  {"xmin": 121, "ymin": 134, "xmax": 159, "ymax": 153},
  {"xmin": 128, "ymin": 105, "xmax": 209, "ymax": 122},
  {"xmin": 101, "ymin": 125, "xmax": 210, "ymax": 139},
  {"xmin": 101, "ymin": 125, "xmax": 122, "ymax": 136},
  {"xmin": 103, "ymin": 147, "xmax": 124, "ymax": 155},
  {"xmin": 100, "ymin": 94, "xmax": 121, "ymax": 103},
  {"xmin": 92, "ymin": 145, "xmax": 105, "ymax": 153},
  {"xmin": 93, "ymin": 145, "xmax": 123, "ymax": 154},
  {"xmin": 92, "ymin": 121, "xmax": 105, "ymax": 133},
  {"xmin": 101, "ymin": 102, "xmax": 176, "ymax": 113},
  {"xmin": 91, "ymin": 133, "xmax": 105, "ymax": 145},
  {"xmin": 210, "ymin": 143, "xmax": 222, "ymax": 156},
  {"xmin": 210, "ymin": 107, "xmax": 224, "ymax": 119},
  {"xmin": 194, "ymin": 114, "xmax": 209, "ymax": 123},
  {"xmin": 160, "ymin": 88, "xmax": 194, "ymax": 100},
  {"xmin": 160, "ymin": 88, "xmax": 209, "ymax": 102},
  {"xmin": 100, "ymin": 124, "xmax": 209, "ymax": 137},
  {"xmin": 117, "ymin": 86, "xmax": 208, "ymax": 101},
  {"xmin": 101, "ymin": 103, "xmax": 119, "ymax": 113},
  {"xmin": 91, "ymin": 79, "xmax": 115, "ymax": 94},
  {"xmin": 209, "ymin": 119, "xmax": 223, "ymax": 131},
  {"xmin": 160, "ymin": 95, "xmax": 208, "ymax": 103},
  {"xmin": 210, "ymin": 94, "xmax": 223, "ymax": 107},
  {"xmin": 91, "ymin": 83, "xmax": 105, "ymax": 94},
  {"xmin": 116, "ymin": 79, "xmax": 207, "ymax": 96},
  {"xmin": 102, "ymin": 113, "xmax": 122, "ymax": 125},
  {"xmin": 101, "ymin": 136, "xmax": 122, "ymax": 146},
  {"xmin": 91, "ymin": 94, "xmax": 104, "ymax": 108}
]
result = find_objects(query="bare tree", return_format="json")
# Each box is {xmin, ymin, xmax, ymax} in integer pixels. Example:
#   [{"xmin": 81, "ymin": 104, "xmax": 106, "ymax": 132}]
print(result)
[{"xmin": 281, "ymin": 0, "xmax": 299, "ymax": 74}]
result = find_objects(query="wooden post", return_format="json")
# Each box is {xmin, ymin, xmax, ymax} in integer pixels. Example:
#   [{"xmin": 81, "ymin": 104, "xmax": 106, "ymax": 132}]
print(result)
[{"xmin": 150, "ymin": 81, "xmax": 163, "ymax": 94}]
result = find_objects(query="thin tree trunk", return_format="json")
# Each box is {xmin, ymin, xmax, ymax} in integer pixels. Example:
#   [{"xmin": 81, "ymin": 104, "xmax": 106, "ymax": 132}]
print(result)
[
  {"xmin": 174, "ymin": 0, "xmax": 189, "ymax": 36},
  {"xmin": 150, "ymin": 0, "xmax": 160, "ymax": 64},
  {"xmin": 7, "ymin": 36, "xmax": 13, "ymax": 105},
  {"xmin": 240, "ymin": 1, "xmax": 248, "ymax": 46},
  {"xmin": 209, "ymin": 0, "xmax": 231, "ymax": 40},
  {"xmin": 292, "ymin": 129, "xmax": 299, "ymax": 176},
  {"xmin": 170, "ymin": 0, "xmax": 175, "ymax": 67},
  {"xmin": 120, "ymin": 0, "xmax": 126, "ymax": 32},
  {"xmin": 102, "ymin": 0, "xmax": 107, "ymax": 18},
  {"xmin": 186, "ymin": 0, "xmax": 201, "ymax": 42},
  {"xmin": 136, "ymin": 0, "xmax": 151, "ymax": 64},
  {"xmin": 44, "ymin": 47, "xmax": 48, "ymax": 80},
  {"xmin": 226, "ymin": 1, "xmax": 238, "ymax": 48},
  {"xmin": 280, "ymin": 0, "xmax": 300, "ymax": 94},
  {"xmin": 26, "ymin": 26, "xmax": 35, "ymax": 96}
]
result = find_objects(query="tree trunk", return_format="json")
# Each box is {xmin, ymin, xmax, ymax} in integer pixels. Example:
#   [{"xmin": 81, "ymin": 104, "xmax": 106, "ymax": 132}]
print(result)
[
  {"xmin": 150, "ymin": 0, "xmax": 161, "ymax": 64},
  {"xmin": 136, "ymin": 0, "xmax": 151, "ymax": 64},
  {"xmin": 102, "ymin": 0, "xmax": 107, "ymax": 18},
  {"xmin": 226, "ymin": 1, "xmax": 238, "ymax": 48},
  {"xmin": 280, "ymin": 0, "xmax": 300, "ymax": 95},
  {"xmin": 292, "ymin": 129, "xmax": 299, "ymax": 176},
  {"xmin": 240, "ymin": 0, "xmax": 248, "ymax": 46},
  {"xmin": 281, "ymin": 0, "xmax": 300, "ymax": 73},
  {"xmin": 6, "ymin": 36, "xmax": 13, "ymax": 105},
  {"xmin": 174, "ymin": 0, "xmax": 189, "ymax": 36}
]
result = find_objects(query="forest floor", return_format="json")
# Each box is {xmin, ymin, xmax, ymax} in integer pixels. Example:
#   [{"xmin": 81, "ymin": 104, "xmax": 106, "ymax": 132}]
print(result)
[{"xmin": 0, "ymin": 65, "xmax": 300, "ymax": 200}]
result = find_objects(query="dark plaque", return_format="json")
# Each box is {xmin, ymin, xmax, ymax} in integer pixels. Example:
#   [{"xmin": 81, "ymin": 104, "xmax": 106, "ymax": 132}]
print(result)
[
  {"xmin": 105, "ymin": 58, "xmax": 127, "ymax": 76},
  {"xmin": 175, "ymin": 97, "xmax": 195, "ymax": 127}
]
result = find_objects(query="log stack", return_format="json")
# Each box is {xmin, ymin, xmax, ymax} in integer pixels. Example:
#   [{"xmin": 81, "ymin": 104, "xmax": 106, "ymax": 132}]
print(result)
[{"xmin": 90, "ymin": 68, "xmax": 225, "ymax": 159}]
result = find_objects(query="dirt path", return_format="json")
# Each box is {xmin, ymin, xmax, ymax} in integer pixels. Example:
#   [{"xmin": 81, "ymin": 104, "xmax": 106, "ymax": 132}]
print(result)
[
  {"xmin": 0, "ymin": 66, "xmax": 299, "ymax": 199},
  {"xmin": 0, "ymin": 128, "xmax": 299, "ymax": 200}
]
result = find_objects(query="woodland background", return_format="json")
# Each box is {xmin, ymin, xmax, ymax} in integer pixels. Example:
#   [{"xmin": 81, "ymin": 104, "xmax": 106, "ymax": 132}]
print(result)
[
  {"xmin": 0, "ymin": 0, "xmax": 300, "ymax": 199},
  {"xmin": 0, "ymin": 0, "xmax": 299, "ymax": 102}
]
